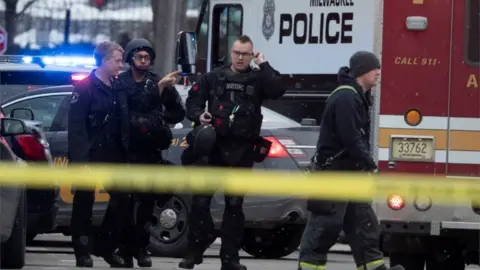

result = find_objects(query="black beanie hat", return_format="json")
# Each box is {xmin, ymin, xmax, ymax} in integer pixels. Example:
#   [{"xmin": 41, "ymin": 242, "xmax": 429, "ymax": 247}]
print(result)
[{"xmin": 349, "ymin": 51, "xmax": 381, "ymax": 78}]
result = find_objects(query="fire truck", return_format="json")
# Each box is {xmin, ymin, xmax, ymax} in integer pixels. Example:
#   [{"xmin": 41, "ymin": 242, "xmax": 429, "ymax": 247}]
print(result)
[
  {"xmin": 375, "ymin": 0, "xmax": 480, "ymax": 269},
  {"xmin": 176, "ymin": 0, "xmax": 479, "ymax": 269}
]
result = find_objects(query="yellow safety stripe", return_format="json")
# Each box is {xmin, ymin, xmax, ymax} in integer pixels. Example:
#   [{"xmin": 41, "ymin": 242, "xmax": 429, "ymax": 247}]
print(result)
[
  {"xmin": 356, "ymin": 259, "xmax": 385, "ymax": 270},
  {"xmin": 299, "ymin": 261, "xmax": 326, "ymax": 270},
  {"xmin": 326, "ymin": 85, "xmax": 358, "ymax": 103}
]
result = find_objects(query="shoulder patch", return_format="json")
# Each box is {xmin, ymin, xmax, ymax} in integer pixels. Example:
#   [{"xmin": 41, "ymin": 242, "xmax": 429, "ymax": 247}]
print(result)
[
  {"xmin": 191, "ymin": 84, "xmax": 199, "ymax": 91},
  {"xmin": 70, "ymin": 91, "xmax": 80, "ymax": 104}
]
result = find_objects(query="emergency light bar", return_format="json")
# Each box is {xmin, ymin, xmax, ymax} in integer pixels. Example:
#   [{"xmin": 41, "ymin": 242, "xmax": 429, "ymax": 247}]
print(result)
[{"xmin": 0, "ymin": 55, "xmax": 97, "ymax": 68}]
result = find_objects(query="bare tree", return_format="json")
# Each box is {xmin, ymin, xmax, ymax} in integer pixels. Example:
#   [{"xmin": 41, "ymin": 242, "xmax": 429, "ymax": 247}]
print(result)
[
  {"xmin": 151, "ymin": 0, "xmax": 187, "ymax": 75},
  {"xmin": 3, "ymin": 0, "xmax": 37, "ymax": 53}
]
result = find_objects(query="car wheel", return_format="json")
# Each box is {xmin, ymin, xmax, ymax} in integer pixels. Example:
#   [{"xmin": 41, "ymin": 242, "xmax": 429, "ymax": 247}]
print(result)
[
  {"xmin": 241, "ymin": 224, "xmax": 304, "ymax": 259},
  {"xmin": 1, "ymin": 189, "xmax": 27, "ymax": 269},
  {"xmin": 389, "ymin": 253, "xmax": 424, "ymax": 270},
  {"xmin": 148, "ymin": 194, "xmax": 192, "ymax": 258}
]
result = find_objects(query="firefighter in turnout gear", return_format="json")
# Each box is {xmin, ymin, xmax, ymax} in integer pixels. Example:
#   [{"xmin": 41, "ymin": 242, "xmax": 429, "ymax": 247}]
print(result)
[
  {"xmin": 178, "ymin": 35, "xmax": 286, "ymax": 270},
  {"xmin": 68, "ymin": 42, "xmax": 130, "ymax": 268},
  {"xmin": 297, "ymin": 51, "xmax": 405, "ymax": 270},
  {"xmin": 115, "ymin": 38, "xmax": 185, "ymax": 267}
]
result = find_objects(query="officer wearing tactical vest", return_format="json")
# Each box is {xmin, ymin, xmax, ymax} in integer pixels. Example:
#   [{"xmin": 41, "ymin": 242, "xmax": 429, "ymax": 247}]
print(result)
[
  {"xmin": 114, "ymin": 38, "xmax": 185, "ymax": 268},
  {"xmin": 297, "ymin": 51, "xmax": 405, "ymax": 270},
  {"xmin": 179, "ymin": 35, "xmax": 286, "ymax": 270}
]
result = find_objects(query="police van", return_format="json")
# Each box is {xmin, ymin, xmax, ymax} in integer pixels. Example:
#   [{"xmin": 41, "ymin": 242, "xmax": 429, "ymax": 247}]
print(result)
[{"xmin": 177, "ymin": 0, "xmax": 480, "ymax": 269}]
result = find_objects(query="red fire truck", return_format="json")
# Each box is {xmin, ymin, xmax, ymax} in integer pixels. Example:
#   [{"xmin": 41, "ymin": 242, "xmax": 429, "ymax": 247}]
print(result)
[{"xmin": 376, "ymin": 0, "xmax": 480, "ymax": 269}]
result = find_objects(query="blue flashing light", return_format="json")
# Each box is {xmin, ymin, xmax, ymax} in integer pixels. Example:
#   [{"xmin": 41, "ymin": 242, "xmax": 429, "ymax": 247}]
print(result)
[
  {"xmin": 20, "ymin": 55, "xmax": 97, "ymax": 68},
  {"xmin": 22, "ymin": 56, "xmax": 33, "ymax": 64}
]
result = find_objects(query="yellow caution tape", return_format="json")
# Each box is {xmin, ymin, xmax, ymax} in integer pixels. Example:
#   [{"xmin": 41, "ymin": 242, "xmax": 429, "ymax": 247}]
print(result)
[{"xmin": 1, "ymin": 163, "xmax": 480, "ymax": 205}]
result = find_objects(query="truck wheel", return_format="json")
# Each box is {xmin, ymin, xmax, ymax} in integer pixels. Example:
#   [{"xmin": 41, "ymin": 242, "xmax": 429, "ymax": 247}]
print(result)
[
  {"xmin": 1, "ymin": 190, "xmax": 27, "ymax": 269},
  {"xmin": 426, "ymin": 251, "xmax": 465, "ymax": 270},
  {"xmin": 241, "ymin": 224, "xmax": 304, "ymax": 259},
  {"xmin": 389, "ymin": 253, "xmax": 424, "ymax": 270}
]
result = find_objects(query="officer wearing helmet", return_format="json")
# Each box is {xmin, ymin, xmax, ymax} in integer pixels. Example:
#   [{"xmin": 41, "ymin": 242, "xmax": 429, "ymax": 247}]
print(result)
[
  {"xmin": 114, "ymin": 38, "xmax": 185, "ymax": 268},
  {"xmin": 181, "ymin": 124, "xmax": 217, "ymax": 166},
  {"xmin": 179, "ymin": 35, "xmax": 286, "ymax": 270}
]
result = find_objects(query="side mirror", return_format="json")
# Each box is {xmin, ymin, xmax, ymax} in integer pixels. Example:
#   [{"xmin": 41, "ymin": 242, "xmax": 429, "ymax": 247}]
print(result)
[
  {"xmin": 175, "ymin": 31, "xmax": 197, "ymax": 76},
  {"xmin": 301, "ymin": 118, "xmax": 317, "ymax": 126},
  {"xmin": 0, "ymin": 118, "xmax": 29, "ymax": 136},
  {"xmin": 10, "ymin": 108, "xmax": 34, "ymax": 121}
]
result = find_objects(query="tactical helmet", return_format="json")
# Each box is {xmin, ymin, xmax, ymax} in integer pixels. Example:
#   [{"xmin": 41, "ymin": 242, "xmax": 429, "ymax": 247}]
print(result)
[
  {"xmin": 186, "ymin": 124, "xmax": 217, "ymax": 156},
  {"xmin": 124, "ymin": 38, "xmax": 156, "ymax": 63}
]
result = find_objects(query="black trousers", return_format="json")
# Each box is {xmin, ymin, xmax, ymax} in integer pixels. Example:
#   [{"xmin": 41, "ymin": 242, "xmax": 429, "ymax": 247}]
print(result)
[
  {"xmin": 185, "ymin": 143, "xmax": 254, "ymax": 265},
  {"xmin": 71, "ymin": 189, "xmax": 132, "ymax": 256},
  {"xmin": 298, "ymin": 202, "xmax": 385, "ymax": 269},
  {"xmin": 70, "ymin": 153, "xmax": 129, "ymax": 257},
  {"xmin": 119, "ymin": 151, "xmax": 173, "ymax": 253}
]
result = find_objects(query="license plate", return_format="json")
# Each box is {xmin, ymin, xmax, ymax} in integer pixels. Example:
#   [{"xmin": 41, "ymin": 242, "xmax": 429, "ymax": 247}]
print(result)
[{"xmin": 389, "ymin": 136, "xmax": 435, "ymax": 162}]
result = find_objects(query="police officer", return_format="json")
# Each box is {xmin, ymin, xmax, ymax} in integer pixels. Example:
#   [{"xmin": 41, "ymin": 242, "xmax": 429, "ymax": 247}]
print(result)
[
  {"xmin": 179, "ymin": 35, "xmax": 286, "ymax": 270},
  {"xmin": 115, "ymin": 38, "xmax": 185, "ymax": 268},
  {"xmin": 68, "ymin": 41, "xmax": 130, "ymax": 268},
  {"xmin": 297, "ymin": 51, "xmax": 404, "ymax": 270}
]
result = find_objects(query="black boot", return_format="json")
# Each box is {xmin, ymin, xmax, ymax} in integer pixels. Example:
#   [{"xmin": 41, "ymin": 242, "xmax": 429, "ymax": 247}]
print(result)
[
  {"xmin": 178, "ymin": 256, "xmax": 203, "ymax": 269},
  {"xmin": 135, "ymin": 248, "xmax": 152, "ymax": 268},
  {"xmin": 221, "ymin": 261, "xmax": 247, "ymax": 270},
  {"xmin": 75, "ymin": 255, "xmax": 93, "ymax": 268},
  {"xmin": 73, "ymin": 235, "xmax": 94, "ymax": 268},
  {"xmin": 101, "ymin": 249, "xmax": 128, "ymax": 268},
  {"xmin": 117, "ymin": 248, "xmax": 134, "ymax": 268}
]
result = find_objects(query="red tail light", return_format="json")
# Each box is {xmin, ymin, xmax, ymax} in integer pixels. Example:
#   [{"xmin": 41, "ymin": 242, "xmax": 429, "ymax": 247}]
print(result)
[
  {"xmin": 264, "ymin": 136, "xmax": 289, "ymax": 158},
  {"xmin": 16, "ymin": 135, "xmax": 46, "ymax": 161},
  {"xmin": 71, "ymin": 73, "xmax": 89, "ymax": 81}
]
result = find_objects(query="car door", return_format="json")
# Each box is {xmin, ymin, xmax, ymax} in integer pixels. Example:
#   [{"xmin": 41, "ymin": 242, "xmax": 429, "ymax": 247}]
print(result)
[{"xmin": 1, "ymin": 92, "xmax": 69, "ymax": 221}]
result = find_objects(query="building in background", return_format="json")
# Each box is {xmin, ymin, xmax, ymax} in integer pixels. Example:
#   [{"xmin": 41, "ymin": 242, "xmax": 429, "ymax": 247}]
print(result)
[{"xmin": 0, "ymin": 0, "xmax": 202, "ymax": 54}]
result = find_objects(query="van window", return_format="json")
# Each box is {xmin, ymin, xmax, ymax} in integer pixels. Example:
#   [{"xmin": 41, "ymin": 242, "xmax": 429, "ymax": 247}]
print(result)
[
  {"xmin": 210, "ymin": 4, "xmax": 243, "ymax": 68},
  {"xmin": 466, "ymin": 0, "xmax": 479, "ymax": 64},
  {"xmin": 196, "ymin": 1, "xmax": 209, "ymax": 73}
]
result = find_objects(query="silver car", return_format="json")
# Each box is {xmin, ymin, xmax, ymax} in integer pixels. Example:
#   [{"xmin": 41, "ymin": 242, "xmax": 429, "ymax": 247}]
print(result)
[{"xmin": 0, "ymin": 117, "xmax": 33, "ymax": 269}]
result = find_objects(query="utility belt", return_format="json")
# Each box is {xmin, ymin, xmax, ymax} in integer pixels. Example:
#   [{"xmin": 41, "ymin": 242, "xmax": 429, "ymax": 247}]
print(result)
[{"xmin": 210, "ymin": 99, "xmax": 263, "ymax": 140}]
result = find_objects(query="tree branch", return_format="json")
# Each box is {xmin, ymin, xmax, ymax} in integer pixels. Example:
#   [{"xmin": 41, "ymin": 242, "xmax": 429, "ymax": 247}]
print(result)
[{"xmin": 16, "ymin": 0, "xmax": 37, "ymax": 18}]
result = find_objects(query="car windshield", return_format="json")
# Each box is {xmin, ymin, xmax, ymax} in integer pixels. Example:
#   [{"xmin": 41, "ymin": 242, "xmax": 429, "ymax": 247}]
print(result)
[{"xmin": 179, "ymin": 94, "xmax": 301, "ymax": 129}]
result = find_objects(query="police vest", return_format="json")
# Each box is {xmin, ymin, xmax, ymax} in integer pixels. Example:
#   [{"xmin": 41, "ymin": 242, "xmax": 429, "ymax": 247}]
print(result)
[{"xmin": 209, "ymin": 68, "xmax": 263, "ymax": 140}]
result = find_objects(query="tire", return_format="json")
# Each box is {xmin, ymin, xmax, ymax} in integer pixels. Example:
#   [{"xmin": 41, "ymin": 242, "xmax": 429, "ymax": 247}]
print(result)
[
  {"xmin": 425, "ymin": 251, "xmax": 465, "ymax": 270},
  {"xmin": 241, "ymin": 224, "xmax": 304, "ymax": 259},
  {"xmin": 389, "ymin": 253, "xmax": 425, "ymax": 270},
  {"xmin": 1, "ymin": 189, "xmax": 27, "ymax": 269},
  {"xmin": 148, "ymin": 194, "xmax": 193, "ymax": 258}
]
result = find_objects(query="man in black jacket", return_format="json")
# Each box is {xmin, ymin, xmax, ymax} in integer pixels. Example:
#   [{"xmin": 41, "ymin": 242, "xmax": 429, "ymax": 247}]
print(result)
[
  {"xmin": 68, "ymin": 41, "xmax": 130, "ymax": 268},
  {"xmin": 297, "ymin": 51, "xmax": 404, "ymax": 270},
  {"xmin": 115, "ymin": 38, "xmax": 185, "ymax": 268},
  {"xmin": 179, "ymin": 35, "xmax": 286, "ymax": 270}
]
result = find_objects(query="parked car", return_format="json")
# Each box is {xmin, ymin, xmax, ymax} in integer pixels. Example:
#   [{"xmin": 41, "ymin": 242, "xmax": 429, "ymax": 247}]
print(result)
[
  {"xmin": 0, "ymin": 107, "xmax": 58, "ymax": 243},
  {"xmin": 1, "ymin": 84, "xmax": 319, "ymax": 259},
  {"xmin": 0, "ymin": 117, "xmax": 33, "ymax": 269},
  {"xmin": 0, "ymin": 55, "xmax": 92, "ymax": 242}
]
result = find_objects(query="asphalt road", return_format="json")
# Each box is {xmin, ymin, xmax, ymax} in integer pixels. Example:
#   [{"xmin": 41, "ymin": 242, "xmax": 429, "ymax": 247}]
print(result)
[
  {"xmin": 24, "ymin": 234, "xmax": 357, "ymax": 270},
  {"xmin": 23, "ymin": 234, "xmax": 480, "ymax": 269}
]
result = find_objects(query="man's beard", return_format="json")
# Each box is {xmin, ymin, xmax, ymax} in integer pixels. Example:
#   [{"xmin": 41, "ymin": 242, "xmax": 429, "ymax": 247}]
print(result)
[{"xmin": 133, "ymin": 64, "xmax": 149, "ymax": 74}]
